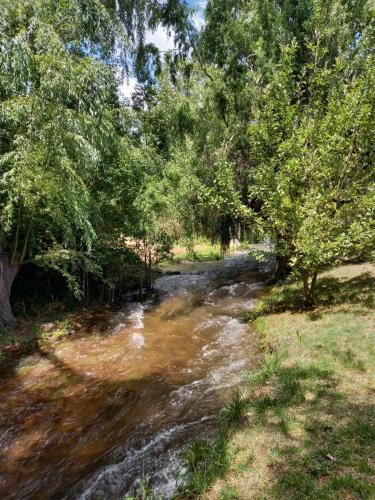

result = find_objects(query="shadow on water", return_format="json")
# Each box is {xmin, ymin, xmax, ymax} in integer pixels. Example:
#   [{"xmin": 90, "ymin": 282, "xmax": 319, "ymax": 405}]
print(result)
[
  {"xmin": 0, "ymin": 306, "xmax": 116, "ymax": 379},
  {"xmin": 0, "ymin": 343, "xmax": 187, "ymax": 498},
  {"xmin": 2, "ymin": 341, "xmax": 240, "ymax": 499},
  {"xmin": 0, "ymin": 254, "xmax": 267, "ymax": 498}
]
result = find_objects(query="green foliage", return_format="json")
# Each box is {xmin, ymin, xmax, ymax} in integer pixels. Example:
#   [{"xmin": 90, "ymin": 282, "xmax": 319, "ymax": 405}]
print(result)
[
  {"xmin": 34, "ymin": 247, "xmax": 101, "ymax": 299},
  {"xmin": 220, "ymin": 390, "xmax": 248, "ymax": 425},
  {"xmin": 249, "ymin": 40, "xmax": 375, "ymax": 288},
  {"xmin": 196, "ymin": 0, "xmax": 375, "ymax": 303},
  {"xmin": 1, "ymin": 0, "xmax": 374, "ymax": 317},
  {"xmin": 0, "ymin": 0, "xmax": 116, "ymax": 257},
  {"xmin": 0, "ymin": 0, "xmax": 194, "ymax": 317}
]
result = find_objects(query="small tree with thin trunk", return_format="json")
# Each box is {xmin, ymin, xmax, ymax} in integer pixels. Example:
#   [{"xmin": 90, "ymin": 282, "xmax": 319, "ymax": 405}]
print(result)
[{"xmin": 248, "ymin": 28, "xmax": 375, "ymax": 306}]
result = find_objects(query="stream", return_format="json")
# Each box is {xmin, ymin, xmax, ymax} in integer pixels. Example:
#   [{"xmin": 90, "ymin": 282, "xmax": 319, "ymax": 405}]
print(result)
[{"xmin": 0, "ymin": 252, "xmax": 272, "ymax": 499}]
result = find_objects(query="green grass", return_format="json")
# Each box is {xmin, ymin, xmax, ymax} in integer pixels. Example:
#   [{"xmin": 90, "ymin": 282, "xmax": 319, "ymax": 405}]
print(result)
[
  {"xmin": 178, "ymin": 262, "xmax": 375, "ymax": 499},
  {"xmin": 179, "ymin": 391, "xmax": 248, "ymax": 497},
  {"xmin": 220, "ymin": 391, "xmax": 248, "ymax": 425},
  {"xmin": 166, "ymin": 238, "xmax": 223, "ymax": 264},
  {"xmin": 173, "ymin": 250, "xmax": 222, "ymax": 263},
  {"xmin": 180, "ymin": 433, "xmax": 231, "ymax": 497}
]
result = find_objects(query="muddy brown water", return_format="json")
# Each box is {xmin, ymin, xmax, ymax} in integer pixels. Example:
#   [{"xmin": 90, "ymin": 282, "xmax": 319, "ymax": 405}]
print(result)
[{"xmin": 0, "ymin": 252, "xmax": 271, "ymax": 499}]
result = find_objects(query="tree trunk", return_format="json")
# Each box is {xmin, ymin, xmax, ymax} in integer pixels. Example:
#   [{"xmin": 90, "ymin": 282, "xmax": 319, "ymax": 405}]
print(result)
[
  {"xmin": 303, "ymin": 270, "xmax": 318, "ymax": 307},
  {"xmin": 309, "ymin": 271, "xmax": 318, "ymax": 305},
  {"xmin": 147, "ymin": 250, "xmax": 152, "ymax": 291},
  {"xmin": 274, "ymin": 254, "xmax": 291, "ymax": 281},
  {"xmin": 273, "ymin": 230, "xmax": 293, "ymax": 282},
  {"xmin": 237, "ymin": 223, "xmax": 241, "ymax": 241},
  {"xmin": 0, "ymin": 254, "xmax": 20, "ymax": 326}
]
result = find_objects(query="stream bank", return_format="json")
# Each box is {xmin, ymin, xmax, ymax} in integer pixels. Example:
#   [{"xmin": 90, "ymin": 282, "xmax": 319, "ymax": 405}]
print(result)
[
  {"xmin": 181, "ymin": 262, "xmax": 375, "ymax": 499},
  {"xmin": 0, "ymin": 251, "xmax": 274, "ymax": 499}
]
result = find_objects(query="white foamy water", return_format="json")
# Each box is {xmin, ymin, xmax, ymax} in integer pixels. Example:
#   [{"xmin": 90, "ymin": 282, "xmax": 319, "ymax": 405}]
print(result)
[
  {"xmin": 111, "ymin": 322, "xmax": 127, "ymax": 335},
  {"xmin": 78, "ymin": 415, "xmax": 215, "ymax": 500},
  {"xmin": 217, "ymin": 317, "xmax": 248, "ymax": 345},
  {"xmin": 130, "ymin": 332, "xmax": 145, "ymax": 348},
  {"xmin": 155, "ymin": 273, "xmax": 209, "ymax": 294},
  {"xmin": 3, "ymin": 252, "xmax": 267, "ymax": 500},
  {"xmin": 127, "ymin": 303, "xmax": 145, "ymax": 329}
]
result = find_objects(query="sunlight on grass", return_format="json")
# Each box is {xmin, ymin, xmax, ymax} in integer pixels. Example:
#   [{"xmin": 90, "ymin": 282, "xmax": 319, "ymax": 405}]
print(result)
[
  {"xmin": 180, "ymin": 262, "xmax": 375, "ymax": 499},
  {"xmin": 169, "ymin": 239, "xmax": 222, "ymax": 263}
]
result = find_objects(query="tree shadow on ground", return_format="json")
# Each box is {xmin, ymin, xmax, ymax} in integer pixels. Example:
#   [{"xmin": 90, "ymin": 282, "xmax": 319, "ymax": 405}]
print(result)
[
  {"xmin": 180, "ymin": 357, "xmax": 375, "ymax": 499},
  {"xmin": 264, "ymin": 271, "xmax": 375, "ymax": 317},
  {"xmin": 249, "ymin": 362, "xmax": 375, "ymax": 499}
]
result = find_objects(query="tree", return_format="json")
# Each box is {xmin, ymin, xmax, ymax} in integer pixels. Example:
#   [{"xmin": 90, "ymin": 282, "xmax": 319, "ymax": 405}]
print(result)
[
  {"xmin": 142, "ymin": 60, "xmax": 249, "ymax": 251},
  {"xmin": 0, "ymin": 0, "xmax": 192, "ymax": 324},
  {"xmin": 248, "ymin": 14, "xmax": 375, "ymax": 305},
  {"xmin": 198, "ymin": 0, "xmax": 374, "ymax": 292},
  {"xmin": 0, "ymin": 1, "xmax": 115, "ymax": 323}
]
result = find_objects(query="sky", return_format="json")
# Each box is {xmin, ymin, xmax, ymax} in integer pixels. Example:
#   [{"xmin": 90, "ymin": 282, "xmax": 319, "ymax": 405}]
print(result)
[{"xmin": 118, "ymin": 0, "xmax": 207, "ymax": 100}]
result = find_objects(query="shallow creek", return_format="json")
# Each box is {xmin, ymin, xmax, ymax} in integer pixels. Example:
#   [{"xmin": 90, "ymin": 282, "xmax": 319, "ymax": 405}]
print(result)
[{"xmin": 0, "ymin": 252, "xmax": 270, "ymax": 499}]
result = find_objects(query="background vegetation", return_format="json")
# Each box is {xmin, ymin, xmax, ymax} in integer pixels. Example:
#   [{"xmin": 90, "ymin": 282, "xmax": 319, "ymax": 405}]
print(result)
[{"xmin": 0, "ymin": 0, "xmax": 374, "ymax": 323}]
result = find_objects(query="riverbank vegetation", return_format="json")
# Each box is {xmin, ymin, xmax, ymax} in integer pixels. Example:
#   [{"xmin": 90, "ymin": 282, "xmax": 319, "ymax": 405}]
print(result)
[
  {"xmin": 1, "ymin": 0, "xmax": 375, "ymax": 495},
  {"xmin": 180, "ymin": 262, "xmax": 375, "ymax": 499},
  {"xmin": 1, "ymin": 0, "xmax": 373, "ymax": 327},
  {"xmin": 167, "ymin": 238, "xmax": 222, "ymax": 263}
]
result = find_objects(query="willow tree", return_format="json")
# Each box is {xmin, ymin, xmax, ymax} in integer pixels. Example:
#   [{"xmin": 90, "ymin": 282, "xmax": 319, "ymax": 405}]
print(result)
[
  {"xmin": 144, "ymin": 57, "xmax": 250, "ymax": 251},
  {"xmin": 0, "ymin": 0, "xmax": 191, "ymax": 325}
]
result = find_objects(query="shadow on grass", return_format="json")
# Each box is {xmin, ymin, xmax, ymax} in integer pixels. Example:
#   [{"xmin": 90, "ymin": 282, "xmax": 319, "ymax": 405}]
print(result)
[
  {"xmin": 179, "ymin": 357, "xmax": 375, "ymax": 499},
  {"xmin": 251, "ymin": 365, "xmax": 336, "ymax": 420},
  {"xmin": 249, "ymin": 359, "xmax": 375, "ymax": 499},
  {"xmin": 275, "ymin": 405, "xmax": 375, "ymax": 497},
  {"xmin": 272, "ymin": 401, "xmax": 375, "ymax": 499},
  {"xmin": 246, "ymin": 271, "xmax": 375, "ymax": 322},
  {"xmin": 178, "ymin": 391, "xmax": 249, "ymax": 497}
]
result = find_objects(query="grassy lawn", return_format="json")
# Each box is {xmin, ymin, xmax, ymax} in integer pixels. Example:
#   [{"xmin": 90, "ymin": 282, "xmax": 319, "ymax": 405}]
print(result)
[
  {"xmin": 167, "ymin": 239, "xmax": 223, "ymax": 263},
  {"xmin": 180, "ymin": 262, "xmax": 375, "ymax": 499},
  {"xmin": 161, "ymin": 239, "xmax": 224, "ymax": 273}
]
